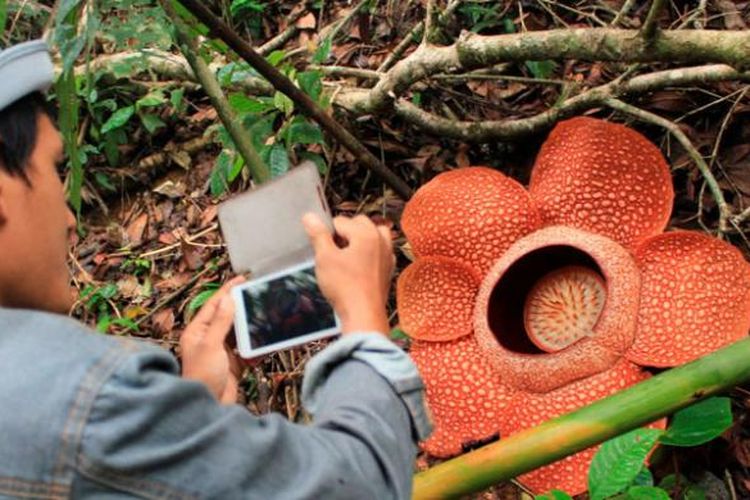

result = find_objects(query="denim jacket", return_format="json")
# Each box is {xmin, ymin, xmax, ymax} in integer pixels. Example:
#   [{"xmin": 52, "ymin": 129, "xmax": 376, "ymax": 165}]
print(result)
[{"xmin": 0, "ymin": 308, "xmax": 431, "ymax": 499}]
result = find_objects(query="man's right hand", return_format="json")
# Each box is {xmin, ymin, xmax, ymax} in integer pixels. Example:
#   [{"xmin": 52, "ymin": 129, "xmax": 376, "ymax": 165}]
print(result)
[{"xmin": 302, "ymin": 213, "xmax": 393, "ymax": 335}]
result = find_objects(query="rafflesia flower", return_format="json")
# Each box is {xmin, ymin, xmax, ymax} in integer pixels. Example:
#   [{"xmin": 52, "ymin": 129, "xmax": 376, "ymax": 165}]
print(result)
[{"xmin": 397, "ymin": 117, "xmax": 750, "ymax": 495}]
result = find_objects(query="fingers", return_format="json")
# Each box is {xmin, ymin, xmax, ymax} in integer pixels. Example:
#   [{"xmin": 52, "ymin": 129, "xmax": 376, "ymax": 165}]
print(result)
[
  {"xmin": 303, "ymin": 213, "xmax": 336, "ymax": 255},
  {"xmin": 333, "ymin": 215, "xmax": 381, "ymax": 248},
  {"xmin": 191, "ymin": 276, "xmax": 245, "ymax": 324},
  {"xmin": 205, "ymin": 293, "xmax": 236, "ymax": 344}
]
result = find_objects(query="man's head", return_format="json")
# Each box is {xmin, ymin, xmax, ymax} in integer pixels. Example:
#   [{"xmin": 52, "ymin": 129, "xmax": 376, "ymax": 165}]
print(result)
[{"xmin": 0, "ymin": 92, "xmax": 76, "ymax": 313}]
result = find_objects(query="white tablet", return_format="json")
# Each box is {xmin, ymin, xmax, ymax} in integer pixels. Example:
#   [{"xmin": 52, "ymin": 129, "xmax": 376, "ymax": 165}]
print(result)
[{"xmin": 232, "ymin": 259, "xmax": 340, "ymax": 358}]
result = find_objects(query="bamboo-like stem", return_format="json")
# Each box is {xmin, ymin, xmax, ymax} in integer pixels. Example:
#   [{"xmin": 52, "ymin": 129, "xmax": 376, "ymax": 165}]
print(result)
[
  {"xmin": 160, "ymin": 1, "xmax": 271, "ymax": 184},
  {"xmin": 175, "ymin": 0, "xmax": 413, "ymax": 200},
  {"xmin": 413, "ymin": 337, "xmax": 750, "ymax": 499}
]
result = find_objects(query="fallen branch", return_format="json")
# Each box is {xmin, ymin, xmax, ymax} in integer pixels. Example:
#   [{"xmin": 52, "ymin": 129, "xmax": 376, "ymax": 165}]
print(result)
[
  {"xmin": 372, "ymin": 64, "xmax": 750, "ymax": 142},
  {"xmin": 357, "ymin": 28, "xmax": 750, "ymax": 114},
  {"xmin": 413, "ymin": 337, "xmax": 750, "ymax": 498},
  {"xmin": 136, "ymin": 135, "xmax": 213, "ymax": 171}
]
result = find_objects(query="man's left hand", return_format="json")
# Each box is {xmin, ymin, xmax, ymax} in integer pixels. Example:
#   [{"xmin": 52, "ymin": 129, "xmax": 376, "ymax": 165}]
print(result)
[{"xmin": 180, "ymin": 276, "xmax": 245, "ymax": 404}]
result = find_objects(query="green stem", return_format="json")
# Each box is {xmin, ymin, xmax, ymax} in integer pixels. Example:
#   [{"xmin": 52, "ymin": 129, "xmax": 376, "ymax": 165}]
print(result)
[
  {"xmin": 413, "ymin": 337, "xmax": 750, "ymax": 499},
  {"xmin": 161, "ymin": 0, "xmax": 270, "ymax": 184}
]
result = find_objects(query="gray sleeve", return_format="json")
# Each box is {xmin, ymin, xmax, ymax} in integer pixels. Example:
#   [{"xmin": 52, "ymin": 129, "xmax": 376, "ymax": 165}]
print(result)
[{"xmin": 73, "ymin": 340, "xmax": 424, "ymax": 499}]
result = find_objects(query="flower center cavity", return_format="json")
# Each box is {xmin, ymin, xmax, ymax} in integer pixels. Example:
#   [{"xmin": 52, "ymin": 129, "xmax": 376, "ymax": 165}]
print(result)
[
  {"xmin": 523, "ymin": 266, "xmax": 606, "ymax": 352},
  {"xmin": 485, "ymin": 245, "xmax": 606, "ymax": 354}
]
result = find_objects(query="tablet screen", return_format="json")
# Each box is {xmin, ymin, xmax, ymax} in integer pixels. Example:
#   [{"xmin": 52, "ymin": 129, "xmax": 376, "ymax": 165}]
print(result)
[{"xmin": 239, "ymin": 265, "xmax": 337, "ymax": 350}]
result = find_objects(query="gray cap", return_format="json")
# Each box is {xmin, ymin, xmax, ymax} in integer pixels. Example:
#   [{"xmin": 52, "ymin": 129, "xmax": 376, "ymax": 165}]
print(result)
[{"xmin": 0, "ymin": 40, "xmax": 54, "ymax": 112}]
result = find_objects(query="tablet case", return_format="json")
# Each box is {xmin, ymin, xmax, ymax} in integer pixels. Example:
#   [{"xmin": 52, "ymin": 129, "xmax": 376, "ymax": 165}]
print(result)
[{"xmin": 218, "ymin": 162, "xmax": 333, "ymax": 278}]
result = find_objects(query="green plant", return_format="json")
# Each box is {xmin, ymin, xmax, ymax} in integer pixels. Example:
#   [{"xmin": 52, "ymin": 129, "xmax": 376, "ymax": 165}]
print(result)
[
  {"xmin": 187, "ymin": 282, "xmax": 221, "ymax": 315},
  {"xmin": 208, "ymin": 57, "xmax": 328, "ymax": 196},
  {"xmin": 536, "ymin": 397, "xmax": 733, "ymax": 500},
  {"xmin": 80, "ymin": 283, "xmax": 139, "ymax": 333}
]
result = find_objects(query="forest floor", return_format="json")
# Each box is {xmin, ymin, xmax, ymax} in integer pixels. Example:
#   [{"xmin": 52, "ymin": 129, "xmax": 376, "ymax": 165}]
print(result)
[{"xmin": 11, "ymin": 0, "xmax": 750, "ymax": 497}]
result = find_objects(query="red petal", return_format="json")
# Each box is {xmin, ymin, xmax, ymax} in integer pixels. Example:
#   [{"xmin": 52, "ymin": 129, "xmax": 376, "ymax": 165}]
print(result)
[
  {"xmin": 397, "ymin": 257, "xmax": 481, "ymax": 341},
  {"xmin": 506, "ymin": 361, "xmax": 655, "ymax": 495},
  {"xmin": 529, "ymin": 117, "xmax": 673, "ymax": 249},
  {"xmin": 410, "ymin": 336, "xmax": 516, "ymax": 457},
  {"xmin": 402, "ymin": 167, "xmax": 541, "ymax": 276},
  {"xmin": 628, "ymin": 231, "xmax": 750, "ymax": 366}
]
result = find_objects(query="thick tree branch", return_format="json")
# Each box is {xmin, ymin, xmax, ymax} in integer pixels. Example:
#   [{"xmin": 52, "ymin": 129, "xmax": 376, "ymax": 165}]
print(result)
[{"xmin": 357, "ymin": 28, "xmax": 750, "ymax": 114}]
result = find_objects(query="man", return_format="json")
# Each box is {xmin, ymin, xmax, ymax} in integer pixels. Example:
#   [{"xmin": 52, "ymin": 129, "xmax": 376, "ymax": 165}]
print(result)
[{"xmin": 0, "ymin": 40, "xmax": 430, "ymax": 499}]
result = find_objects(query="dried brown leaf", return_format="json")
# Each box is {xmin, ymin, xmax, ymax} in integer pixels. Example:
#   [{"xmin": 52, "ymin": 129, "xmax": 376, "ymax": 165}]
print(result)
[
  {"xmin": 295, "ymin": 12, "xmax": 316, "ymax": 29},
  {"xmin": 125, "ymin": 213, "xmax": 149, "ymax": 247},
  {"xmin": 151, "ymin": 309, "xmax": 175, "ymax": 336}
]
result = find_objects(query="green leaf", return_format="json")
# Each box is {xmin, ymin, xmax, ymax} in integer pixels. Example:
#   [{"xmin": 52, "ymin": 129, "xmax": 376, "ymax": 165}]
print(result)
[
  {"xmin": 297, "ymin": 71, "xmax": 323, "ymax": 103},
  {"xmin": 170, "ymin": 88, "xmax": 186, "ymax": 112},
  {"xmin": 230, "ymin": 0, "xmax": 264, "ymax": 18},
  {"xmin": 136, "ymin": 91, "xmax": 166, "ymax": 110},
  {"xmin": 101, "ymin": 106, "xmax": 135, "ymax": 134},
  {"xmin": 633, "ymin": 467, "xmax": 654, "ymax": 487},
  {"xmin": 287, "ymin": 120, "xmax": 324, "ymax": 145},
  {"xmin": 588, "ymin": 428, "xmax": 664, "ymax": 500},
  {"xmin": 525, "ymin": 60, "xmax": 557, "ymax": 79},
  {"xmin": 625, "ymin": 486, "xmax": 670, "ymax": 500},
  {"xmin": 96, "ymin": 313, "xmax": 112, "ymax": 333},
  {"xmin": 56, "ymin": 68, "xmax": 82, "ymax": 213},
  {"xmin": 210, "ymin": 150, "xmax": 234, "ymax": 197},
  {"xmin": 661, "ymin": 397, "xmax": 732, "ymax": 447},
  {"xmin": 229, "ymin": 93, "xmax": 272, "ymax": 114},
  {"xmin": 140, "ymin": 114, "xmax": 166, "ymax": 133},
  {"xmin": 94, "ymin": 172, "xmax": 116, "ymax": 192},
  {"xmin": 298, "ymin": 151, "xmax": 328, "ymax": 175},
  {"xmin": 266, "ymin": 50, "xmax": 286, "ymax": 67},
  {"xmin": 389, "ymin": 327, "xmax": 409, "ymax": 341},
  {"xmin": 0, "ymin": 0, "xmax": 7, "ymax": 33},
  {"xmin": 99, "ymin": 283, "xmax": 119, "ymax": 299},
  {"xmin": 312, "ymin": 37, "xmax": 332, "ymax": 64},
  {"xmin": 268, "ymin": 144, "xmax": 290, "ymax": 177},
  {"xmin": 273, "ymin": 91, "xmax": 294, "ymax": 115},
  {"xmin": 110, "ymin": 317, "xmax": 140, "ymax": 333},
  {"xmin": 534, "ymin": 491, "xmax": 572, "ymax": 500},
  {"xmin": 188, "ymin": 286, "xmax": 220, "ymax": 314}
]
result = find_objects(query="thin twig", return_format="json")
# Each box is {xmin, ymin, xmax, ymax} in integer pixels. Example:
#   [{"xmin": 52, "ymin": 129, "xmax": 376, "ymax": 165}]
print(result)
[
  {"xmin": 604, "ymin": 98, "xmax": 731, "ymax": 234},
  {"xmin": 422, "ymin": 0, "xmax": 437, "ymax": 45},
  {"xmin": 641, "ymin": 0, "xmax": 666, "ymax": 40},
  {"xmin": 610, "ymin": 0, "xmax": 637, "ymax": 27},
  {"xmin": 175, "ymin": 0, "xmax": 413, "ymax": 200},
  {"xmin": 322, "ymin": 0, "xmax": 370, "ymax": 43},
  {"xmin": 378, "ymin": 0, "xmax": 462, "ymax": 72}
]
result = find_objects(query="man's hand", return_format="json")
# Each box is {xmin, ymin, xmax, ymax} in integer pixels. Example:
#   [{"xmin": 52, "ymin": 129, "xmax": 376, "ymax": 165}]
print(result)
[
  {"xmin": 302, "ymin": 213, "xmax": 393, "ymax": 335},
  {"xmin": 180, "ymin": 276, "xmax": 245, "ymax": 404}
]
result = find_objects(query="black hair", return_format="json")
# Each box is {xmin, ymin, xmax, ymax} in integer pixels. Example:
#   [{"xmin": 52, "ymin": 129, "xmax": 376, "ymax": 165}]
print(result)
[{"xmin": 0, "ymin": 92, "xmax": 50, "ymax": 182}]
